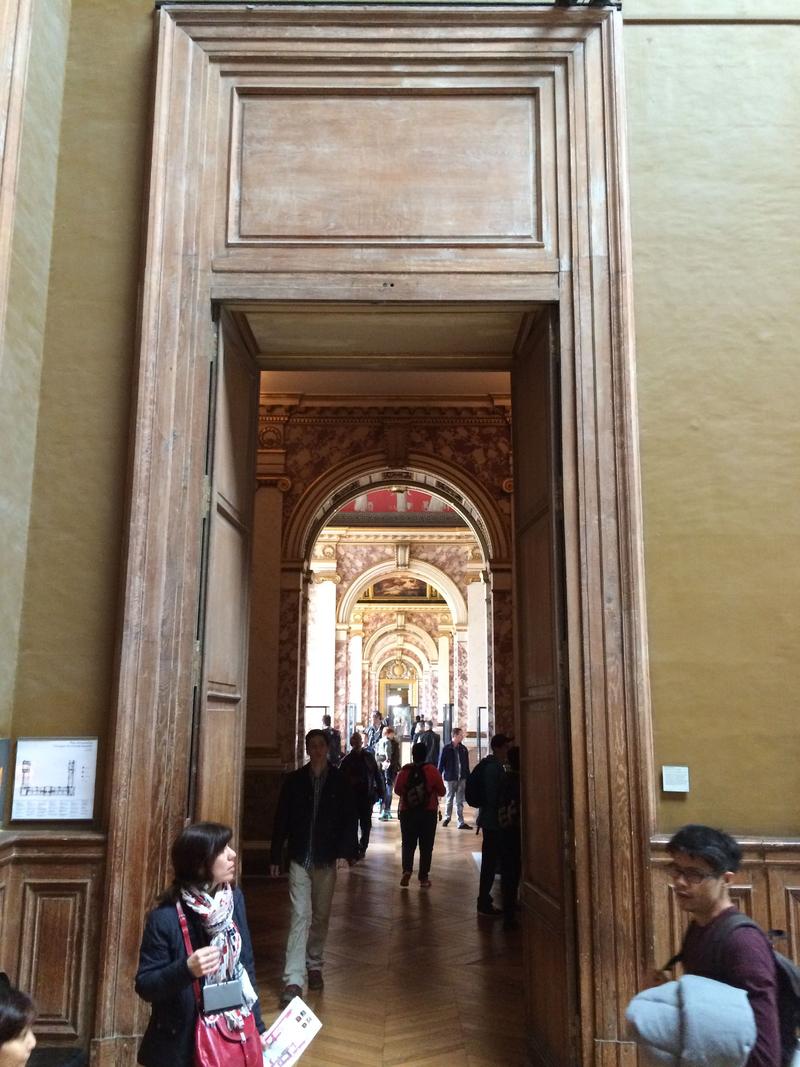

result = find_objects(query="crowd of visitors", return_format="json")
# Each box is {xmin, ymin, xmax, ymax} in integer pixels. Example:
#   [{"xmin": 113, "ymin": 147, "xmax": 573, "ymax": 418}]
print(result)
[{"xmin": 118, "ymin": 707, "xmax": 785, "ymax": 1067}]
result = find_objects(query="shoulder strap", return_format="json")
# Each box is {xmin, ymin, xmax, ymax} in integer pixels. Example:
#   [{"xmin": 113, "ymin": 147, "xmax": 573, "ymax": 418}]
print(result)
[
  {"xmin": 176, "ymin": 902, "xmax": 202, "ymax": 1007},
  {"xmin": 708, "ymin": 910, "xmax": 763, "ymax": 975},
  {"xmin": 662, "ymin": 910, "xmax": 761, "ymax": 974}
]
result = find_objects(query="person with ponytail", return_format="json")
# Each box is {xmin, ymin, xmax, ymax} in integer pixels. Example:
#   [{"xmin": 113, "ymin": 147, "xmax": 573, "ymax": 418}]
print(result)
[{"xmin": 135, "ymin": 822, "xmax": 266, "ymax": 1066}]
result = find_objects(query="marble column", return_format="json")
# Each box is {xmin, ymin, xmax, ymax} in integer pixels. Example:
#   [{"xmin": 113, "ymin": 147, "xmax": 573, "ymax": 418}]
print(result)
[
  {"xmin": 303, "ymin": 576, "xmax": 337, "ymax": 731},
  {"xmin": 467, "ymin": 576, "xmax": 489, "ymax": 735},
  {"xmin": 437, "ymin": 633, "xmax": 450, "ymax": 718},
  {"xmin": 348, "ymin": 631, "xmax": 363, "ymax": 724}
]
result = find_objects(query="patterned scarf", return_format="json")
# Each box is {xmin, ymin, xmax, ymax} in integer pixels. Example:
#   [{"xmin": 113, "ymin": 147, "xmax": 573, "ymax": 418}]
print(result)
[{"xmin": 180, "ymin": 884, "xmax": 257, "ymax": 1032}]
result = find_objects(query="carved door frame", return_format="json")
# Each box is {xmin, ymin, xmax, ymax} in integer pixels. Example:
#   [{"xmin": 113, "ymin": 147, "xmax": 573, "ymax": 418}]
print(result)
[{"xmin": 93, "ymin": 7, "xmax": 655, "ymax": 1065}]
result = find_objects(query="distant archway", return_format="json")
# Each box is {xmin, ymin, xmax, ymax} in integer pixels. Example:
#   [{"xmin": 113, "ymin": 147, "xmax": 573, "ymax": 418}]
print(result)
[
  {"xmin": 337, "ymin": 560, "xmax": 467, "ymax": 627},
  {"xmin": 284, "ymin": 452, "xmax": 511, "ymax": 567}
]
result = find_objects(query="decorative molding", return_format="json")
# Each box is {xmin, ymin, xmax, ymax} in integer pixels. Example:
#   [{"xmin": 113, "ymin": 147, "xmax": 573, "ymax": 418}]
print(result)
[
  {"xmin": 256, "ymin": 473, "xmax": 291, "ymax": 492},
  {"xmin": 311, "ymin": 572, "xmax": 341, "ymax": 585}
]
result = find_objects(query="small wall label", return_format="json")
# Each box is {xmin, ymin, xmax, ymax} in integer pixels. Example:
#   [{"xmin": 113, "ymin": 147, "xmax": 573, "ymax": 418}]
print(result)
[{"xmin": 661, "ymin": 765, "xmax": 690, "ymax": 793}]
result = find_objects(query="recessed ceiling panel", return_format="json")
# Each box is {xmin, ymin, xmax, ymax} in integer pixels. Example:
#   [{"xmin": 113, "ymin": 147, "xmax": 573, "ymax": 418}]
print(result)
[{"xmin": 242, "ymin": 303, "xmax": 536, "ymax": 368}]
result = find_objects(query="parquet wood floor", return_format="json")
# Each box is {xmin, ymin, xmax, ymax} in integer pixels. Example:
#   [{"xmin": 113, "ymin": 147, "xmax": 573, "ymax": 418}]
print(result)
[{"xmin": 245, "ymin": 809, "xmax": 526, "ymax": 1065}]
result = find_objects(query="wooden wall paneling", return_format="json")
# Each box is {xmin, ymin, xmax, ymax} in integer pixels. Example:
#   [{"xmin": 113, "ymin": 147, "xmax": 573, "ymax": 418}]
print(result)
[
  {"xmin": 767, "ymin": 848, "xmax": 800, "ymax": 957},
  {"xmin": 0, "ymin": 832, "xmax": 104, "ymax": 1050},
  {"xmin": 652, "ymin": 840, "xmax": 800, "ymax": 973}
]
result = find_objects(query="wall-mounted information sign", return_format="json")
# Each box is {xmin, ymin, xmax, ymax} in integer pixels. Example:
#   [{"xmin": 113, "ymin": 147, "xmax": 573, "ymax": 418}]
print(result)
[{"xmin": 11, "ymin": 737, "xmax": 98, "ymax": 821}]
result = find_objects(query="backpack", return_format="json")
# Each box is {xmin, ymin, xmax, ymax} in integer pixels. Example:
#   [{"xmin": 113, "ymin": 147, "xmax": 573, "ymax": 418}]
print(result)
[
  {"xmin": 403, "ymin": 763, "xmax": 429, "ymax": 809},
  {"xmin": 665, "ymin": 911, "xmax": 800, "ymax": 1066},
  {"xmin": 465, "ymin": 757, "xmax": 491, "ymax": 809}
]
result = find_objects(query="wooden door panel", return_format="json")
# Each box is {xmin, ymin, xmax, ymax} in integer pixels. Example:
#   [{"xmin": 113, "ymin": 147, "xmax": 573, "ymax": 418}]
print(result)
[
  {"xmin": 525, "ymin": 909, "xmax": 570, "ymax": 1062},
  {"xmin": 513, "ymin": 307, "xmax": 576, "ymax": 1065},
  {"xmin": 523, "ymin": 705, "xmax": 563, "ymax": 898},
  {"xmin": 195, "ymin": 314, "xmax": 258, "ymax": 830}
]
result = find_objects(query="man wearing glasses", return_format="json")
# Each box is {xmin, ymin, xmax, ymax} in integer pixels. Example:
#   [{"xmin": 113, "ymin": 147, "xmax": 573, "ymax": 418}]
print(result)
[{"xmin": 662, "ymin": 824, "xmax": 780, "ymax": 1067}]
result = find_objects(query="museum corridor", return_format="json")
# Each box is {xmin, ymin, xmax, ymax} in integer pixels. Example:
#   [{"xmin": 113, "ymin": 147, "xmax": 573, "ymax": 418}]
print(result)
[{"xmin": 246, "ymin": 809, "xmax": 526, "ymax": 1066}]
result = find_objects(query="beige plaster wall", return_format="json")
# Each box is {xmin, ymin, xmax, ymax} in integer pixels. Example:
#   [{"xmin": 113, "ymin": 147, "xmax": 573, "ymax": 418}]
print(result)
[
  {"xmin": 8, "ymin": 1, "xmax": 152, "ymax": 804},
  {"xmin": 625, "ymin": 7, "xmax": 800, "ymax": 833},
  {"xmin": 0, "ymin": 0, "xmax": 70, "ymax": 738}
]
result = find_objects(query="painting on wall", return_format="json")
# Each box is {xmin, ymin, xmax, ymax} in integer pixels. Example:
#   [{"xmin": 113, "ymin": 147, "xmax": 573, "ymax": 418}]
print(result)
[{"xmin": 363, "ymin": 577, "xmax": 444, "ymax": 602}]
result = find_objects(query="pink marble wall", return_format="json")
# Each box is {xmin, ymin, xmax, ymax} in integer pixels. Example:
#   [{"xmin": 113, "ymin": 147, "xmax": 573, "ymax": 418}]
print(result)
[
  {"xmin": 492, "ymin": 589, "xmax": 514, "ymax": 736},
  {"xmin": 336, "ymin": 544, "xmax": 394, "ymax": 598},
  {"xmin": 456, "ymin": 638, "xmax": 468, "ymax": 723},
  {"xmin": 413, "ymin": 543, "xmax": 470, "ymax": 598},
  {"xmin": 334, "ymin": 639, "xmax": 348, "ymax": 736},
  {"xmin": 277, "ymin": 587, "xmax": 303, "ymax": 765},
  {"xmin": 267, "ymin": 404, "xmax": 512, "ymax": 551}
]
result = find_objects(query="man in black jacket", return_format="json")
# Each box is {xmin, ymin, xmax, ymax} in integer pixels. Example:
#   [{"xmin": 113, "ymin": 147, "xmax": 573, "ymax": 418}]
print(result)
[
  {"xmin": 419, "ymin": 719, "xmax": 441, "ymax": 766},
  {"xmin": 269, "ymin": 729, "xmax": 357, "ymax": 1007}
]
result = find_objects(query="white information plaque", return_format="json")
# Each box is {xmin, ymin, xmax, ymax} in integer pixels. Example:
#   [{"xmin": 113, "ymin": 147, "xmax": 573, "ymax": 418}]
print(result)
[
  {"xmin": 661, "ymin": 764, "xmax": 690, "ymax": 793},
  {"xmin": 11, "ymin": 737, "xmax": 98, "ymax": 821},
  {"xmin": 262, "ymin": 996, "xmax": 322, "ymax": 1066}
]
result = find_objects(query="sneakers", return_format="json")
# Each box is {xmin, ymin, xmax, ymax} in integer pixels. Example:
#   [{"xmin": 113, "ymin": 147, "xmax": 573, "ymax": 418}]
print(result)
[
  {"xmin": 400, "ymin": 871, "xmax": 411, "ymax": 887},
  {"xmin": 307, "ymin": 969, "xmax": 324, "ymax": 991},
  {"xmin": 419, "ymin": 878, "xmax": 432, "ymax": 888},
  {"xmin": 379, "ymin": 811, "xmax": 390, "ymax": 821},
  {"xmin": 279, "ymin": 983, "xmax": 303, "ymax": 1007},
  {"xmin": 457, "ymin": 822, "xmax": 472, "ymax": 829},
  {"xmin": 477, "ymin": 902, "xmax": 502, "ymax": 916},
  {"xmin": 442, "ymin": 817, "xmax": 451, "ymax": 827}
]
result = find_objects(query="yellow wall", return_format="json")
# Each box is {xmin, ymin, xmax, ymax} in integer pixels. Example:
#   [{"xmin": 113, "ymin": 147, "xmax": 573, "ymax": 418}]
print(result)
[
  {"xmin": 3, "ymin": 1, "xmax": 798, "ymax": 836},
  {"xmin": 7, "ymin": 0, "xmax": 153, "ymax": 813},
  {"xmin": 625, "ymin": 4, "xmax": 800, "ymax": 833},
  {"xmin": 0, "ymin": 0, "xmax": 70, "ymax": 738}
]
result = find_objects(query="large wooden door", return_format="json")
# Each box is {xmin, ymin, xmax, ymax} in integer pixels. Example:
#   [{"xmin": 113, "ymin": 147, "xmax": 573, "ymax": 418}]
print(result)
[
  {"xmin": 192, "ymin": 311, "xmax": 259, "ymax": 829},
  {"xmin": 512, "ymin": 308, "xmax": 577, "ymax": 1064}
]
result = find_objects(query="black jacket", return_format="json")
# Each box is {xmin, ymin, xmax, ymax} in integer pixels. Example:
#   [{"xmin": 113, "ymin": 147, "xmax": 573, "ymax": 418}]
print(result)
[
  {"xmin": 270, "ymin": 763, "xmax": 358, "ymax": 867},
  {"xmin": 135, "ymin": 887, "xmax": 264, "ymax": 1067},
  {"xmin": 420, "ymin": 729, "xmax": 441, "ymax": 766}
]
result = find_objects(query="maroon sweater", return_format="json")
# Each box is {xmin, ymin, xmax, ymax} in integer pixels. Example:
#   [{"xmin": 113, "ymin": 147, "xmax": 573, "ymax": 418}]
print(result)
[{"xmin": 681, "ymin": 906, "xmax": 781, "ymax": 1067}]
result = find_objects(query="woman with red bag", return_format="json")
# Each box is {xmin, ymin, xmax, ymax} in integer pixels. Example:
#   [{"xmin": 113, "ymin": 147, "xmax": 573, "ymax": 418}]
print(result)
[{"xmin": 135, "ymin": 822, "xmax": 266, "ymax": 1066}]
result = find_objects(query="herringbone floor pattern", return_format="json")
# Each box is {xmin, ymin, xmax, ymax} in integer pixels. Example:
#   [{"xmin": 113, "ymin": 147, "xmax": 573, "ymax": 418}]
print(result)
[{"xmin": 246, "ymin": 810, "xmax": 525, "ymax": 1065}]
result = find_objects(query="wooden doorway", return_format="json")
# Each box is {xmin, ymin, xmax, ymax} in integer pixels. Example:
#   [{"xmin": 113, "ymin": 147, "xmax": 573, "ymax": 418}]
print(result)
[{"xmin": 93, "ymin": 7, "xmax": 654, "ymax": 1065}]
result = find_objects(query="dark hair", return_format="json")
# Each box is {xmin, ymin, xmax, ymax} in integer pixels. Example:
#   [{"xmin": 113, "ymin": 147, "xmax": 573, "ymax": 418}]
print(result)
[
  {"xmin": 305, "ymin": 728, "xmax": 326, "ymax": 749},
  {"xmin": 424, "ymin": 720, "xmax": 432, "ymax": 729},
  {"xmin": 411, "ymin": 742, "xmax": 427, "ymax": 763},
  {"xmin": 667, "ymin": 824, "xmax": 742, "ymax": 875},
  {"xmin": 491, "ymin": 733, "xmax": 512, "ymax": 750},
  {"xmin": 507, "ymin": 745, "xmax": 520, "ymax": 773},
  {"xmin": 161, "ymin": 821, "xmax": 232, "ymax": 902},
  {"xmin": 322, "ymin": 714, "xmax": 331, "ymax": 727},
  {"xmin": 0, "ymin": 974, "xmax": 35, "ymax": 1044}
]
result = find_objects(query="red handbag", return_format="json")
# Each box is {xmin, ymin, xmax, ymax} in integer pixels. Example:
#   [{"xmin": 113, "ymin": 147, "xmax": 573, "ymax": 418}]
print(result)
[{"xmin": 177, "ymin": 903, "xmax": 263, "ymax": 1067}]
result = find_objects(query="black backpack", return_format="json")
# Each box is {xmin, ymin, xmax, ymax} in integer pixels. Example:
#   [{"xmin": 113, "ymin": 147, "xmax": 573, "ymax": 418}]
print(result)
[
  {"xmin": 665, "ymin": 911, "xmax": 800, "ymax": 1066},
  {"xmin": 465, "ymin": 757, "xmax": 491, "ymax": 809},
  {"xmin": 404, "ymin": 763, "xmax": 429, "ymax": 809}
]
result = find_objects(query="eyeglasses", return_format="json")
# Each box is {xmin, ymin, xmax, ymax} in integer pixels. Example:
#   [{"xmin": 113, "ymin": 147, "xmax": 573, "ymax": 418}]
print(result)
[{"xmin": 665, "ymin": 862, "xmax": 718, "ymax": 886}]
